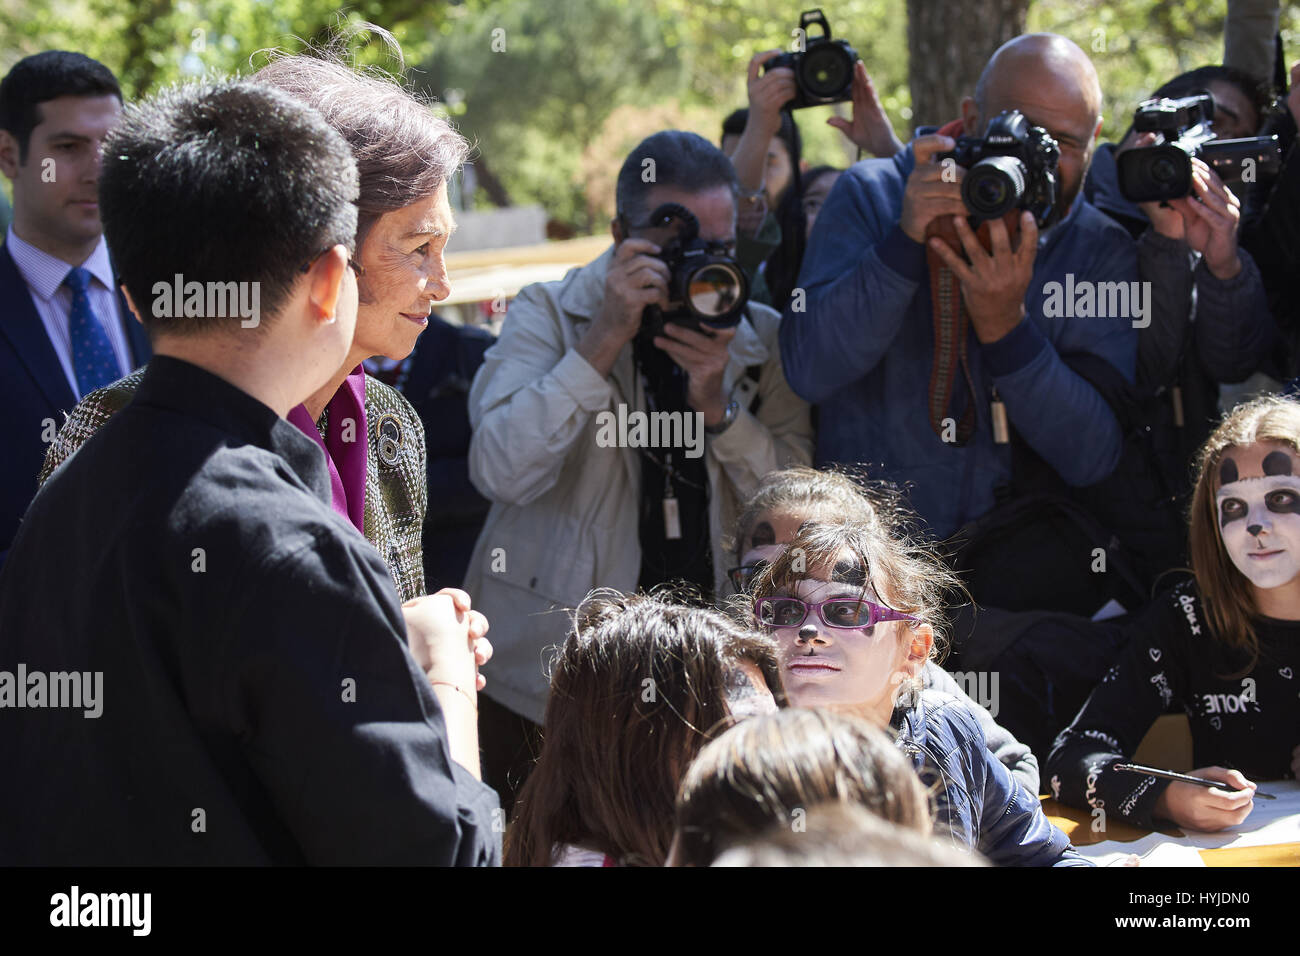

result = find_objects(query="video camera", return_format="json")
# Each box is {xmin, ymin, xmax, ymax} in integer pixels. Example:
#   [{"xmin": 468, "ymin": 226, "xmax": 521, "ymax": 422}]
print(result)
[
  {"xmin": 936, "ymin": 110, "xmax": 1061, "ymax": 227},
  {"xmin": 630, "ymin": 202, "xmax": 749, "ymax": 338},
  {"xmin": 762, "ymin": 9, "xmax": 859, "ymax": 110},
  {"xmin": 1117, "ymin": 93, "xmax": 1282, "ymax": 203}
]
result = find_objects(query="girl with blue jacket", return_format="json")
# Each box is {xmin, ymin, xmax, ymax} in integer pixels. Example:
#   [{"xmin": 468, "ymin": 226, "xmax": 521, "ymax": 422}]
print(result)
[{"xmin": 747, "ymin": 511, "xmax": 1088, "ymax": 866}]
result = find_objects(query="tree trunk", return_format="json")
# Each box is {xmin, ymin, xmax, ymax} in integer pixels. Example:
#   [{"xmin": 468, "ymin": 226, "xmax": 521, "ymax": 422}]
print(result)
[
  {"xmin": 469, "ymin": 155, "xmax": 513, "ymax": 208},
  {"xmin": 906, "ymin": 0, "xmax": 1031, "ymax": 132}
]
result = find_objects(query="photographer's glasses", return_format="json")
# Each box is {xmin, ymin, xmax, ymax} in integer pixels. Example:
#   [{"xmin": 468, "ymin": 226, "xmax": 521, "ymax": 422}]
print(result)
[
  {"xmin": 727, "ymin": 560, "xmax": 770, "ymax": 593},
  {"xmin": 753, "ymin": 596, "xmax": 918, "ymax": 630}
]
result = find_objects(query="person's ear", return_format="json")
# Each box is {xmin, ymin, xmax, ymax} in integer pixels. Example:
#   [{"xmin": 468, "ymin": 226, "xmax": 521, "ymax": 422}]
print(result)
[
  {"xmin": 307, "ymin": 245, "xmax": 349, "ymax": 326},
  {"xmin": 0, "ymin": 129, "xmax": 21, "ymax": 180},
  {"xmin": 610, "ymin": 216, "xmax": 624, "ymax": 245},
  {"xmin": 902, "ymin": 622, "xmax": 933, "ymax": 680},
  {"xmin": 120, "ymin": 286, "xmax": 143, "ymax": 324},
  {"xmin": 960, "ymin": 97, "xmax": 980, "ymax": 136}
]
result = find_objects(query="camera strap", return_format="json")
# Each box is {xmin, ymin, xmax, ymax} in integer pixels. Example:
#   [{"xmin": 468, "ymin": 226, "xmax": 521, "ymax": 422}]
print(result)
[
  {"xmin": 924, "ymin": 211, "xmax": 1024, "ymax": 446},
  {"xmin": 925, "ymin": 248, "xmax": 978, "ymax": 445}
]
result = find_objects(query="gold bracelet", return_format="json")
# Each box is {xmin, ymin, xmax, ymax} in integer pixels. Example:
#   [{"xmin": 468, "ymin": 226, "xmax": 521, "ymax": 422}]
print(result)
[{"xmin": 430, "ymin": 680, "xmax": 478, "ymax": 714}]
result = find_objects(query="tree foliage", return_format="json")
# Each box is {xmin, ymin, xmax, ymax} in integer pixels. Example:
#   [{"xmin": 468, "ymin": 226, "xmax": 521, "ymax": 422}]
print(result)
[{"xmin": 2, "ymin": 0, "xmax": 1298, "ymax": 230}]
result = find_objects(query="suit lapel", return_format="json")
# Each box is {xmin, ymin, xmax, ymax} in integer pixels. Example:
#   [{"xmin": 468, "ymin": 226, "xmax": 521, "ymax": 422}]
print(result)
[{"xmin": 0, "ymin": 243, "xmax": 75, "ymax": 410}]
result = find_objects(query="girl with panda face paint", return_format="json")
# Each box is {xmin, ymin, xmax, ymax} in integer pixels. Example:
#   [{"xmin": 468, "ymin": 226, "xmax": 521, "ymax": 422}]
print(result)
[
  {"xmin": 1214, "ymin": 442, "xmax": 1300, "ymax": 601},
  {"xmin": 1048, "ymin": 396, "xmax": 1300, "ymax": 834}
]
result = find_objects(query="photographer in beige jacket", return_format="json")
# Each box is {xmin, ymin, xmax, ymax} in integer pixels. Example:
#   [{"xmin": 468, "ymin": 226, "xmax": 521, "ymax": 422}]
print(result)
[{"xmin": 464, "ymin": 131, "xmax": 812, "ymax": 808}]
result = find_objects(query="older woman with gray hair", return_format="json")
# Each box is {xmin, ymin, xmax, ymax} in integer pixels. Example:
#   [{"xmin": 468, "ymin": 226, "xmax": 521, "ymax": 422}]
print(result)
[{"xmin": 40, "ymin": 44, "xmax": 467, "ymax": 603}]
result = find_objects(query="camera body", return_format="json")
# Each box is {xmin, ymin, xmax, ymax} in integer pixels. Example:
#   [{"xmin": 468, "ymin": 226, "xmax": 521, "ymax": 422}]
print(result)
[
  {"xmin": 937, "ymin": 110, "xmax": 1061, "ymax": 227},
  {"xmin": 1118, "ymin": 93, "xmax": 1282, "ymax": 203},
  {"xmin": 762, "ymin": 9, "xmax": 859, "ymax": 110},
  {"xmin": 633, "ymin": 203, "xmax": 749, "ymax": 338}
]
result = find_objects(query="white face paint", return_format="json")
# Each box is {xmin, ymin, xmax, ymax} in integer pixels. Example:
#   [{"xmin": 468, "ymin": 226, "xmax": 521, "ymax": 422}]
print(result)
[{"xmin": 1216, "ymin": 455, "xmax": 1300, "ymax": 589}]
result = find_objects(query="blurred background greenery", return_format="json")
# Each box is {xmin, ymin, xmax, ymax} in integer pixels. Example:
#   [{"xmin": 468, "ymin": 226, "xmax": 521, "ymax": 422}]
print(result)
[{"xmin": 2, "ymin": 0, "xmax": 1296, "ymax": 235}]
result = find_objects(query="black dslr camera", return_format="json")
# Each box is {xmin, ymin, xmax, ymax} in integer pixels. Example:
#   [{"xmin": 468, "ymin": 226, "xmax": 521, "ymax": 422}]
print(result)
[
  {"xmin": 632, "ymin": 203, "xmax": 749, "ymax": 338},
  {"xmin": 762, "ymin": 9, "xmax": 859, "ymax": 110},
  {"xmin": 1117, "ymin": 93, "xmax": 1282, "ymax": 203},
  {"xmin": 936, "ymin": 110, "xmax": 1061, "ymax": 227}
]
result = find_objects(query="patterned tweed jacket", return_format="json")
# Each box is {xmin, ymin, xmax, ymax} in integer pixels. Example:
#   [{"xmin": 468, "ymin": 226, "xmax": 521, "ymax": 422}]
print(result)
[{"xmin": 39, "ymin": 365, "xmax": 428, "ymax": 602}]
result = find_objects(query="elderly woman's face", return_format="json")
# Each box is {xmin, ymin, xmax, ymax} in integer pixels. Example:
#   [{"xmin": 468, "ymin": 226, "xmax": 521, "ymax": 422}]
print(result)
[{"xmin": 353, "ymin": 181, "xmax": 455, "ymax": 361}]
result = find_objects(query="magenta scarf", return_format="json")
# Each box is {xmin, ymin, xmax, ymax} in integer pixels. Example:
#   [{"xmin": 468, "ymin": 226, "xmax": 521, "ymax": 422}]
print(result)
[{"xmin": 286, "ymin": 365, "xmax": 368, "ymax": 534}]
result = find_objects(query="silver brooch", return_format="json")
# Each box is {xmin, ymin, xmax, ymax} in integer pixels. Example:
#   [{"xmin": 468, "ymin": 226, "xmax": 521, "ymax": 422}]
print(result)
[{"xmin": 376, "ymin": 413, "xmax": 403, "ymax": 466}]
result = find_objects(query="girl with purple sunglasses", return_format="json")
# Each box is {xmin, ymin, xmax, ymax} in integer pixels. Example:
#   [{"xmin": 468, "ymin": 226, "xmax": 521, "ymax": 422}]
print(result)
[{"xmin": 747, "ymin": 518, "xmax": 1087, "ymax": 866}]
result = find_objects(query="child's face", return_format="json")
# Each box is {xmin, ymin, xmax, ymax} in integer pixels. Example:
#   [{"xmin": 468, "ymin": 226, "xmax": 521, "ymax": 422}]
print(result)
[
  {"xmin": 1215, "ymin": 441, "xmax": 1300, "ymax": 590},
  {"xmin": 762, "ymin": 547, "xmax": 929, "ymax": 724},
  {"xmin": 736, "ymin": 510, "xmax": 808, "ymax": 592}
]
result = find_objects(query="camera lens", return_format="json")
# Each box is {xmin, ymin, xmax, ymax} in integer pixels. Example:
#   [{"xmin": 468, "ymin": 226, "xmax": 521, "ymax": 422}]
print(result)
[
  {"xmin": 801, "ymin": 47, "xmax": 850, "ymax": 98},
  {"xmin": 975, "ymin": 176, "xmax": 1008, "ymax": 208},
  {"xmin": 686, "ymin": 262, "xmax": 744, "ymax": 322},
  {"xmin": 963, "ymin": 155, "xmax": 1027, "ymax": 219},
  {"xmin": 1150, "ymin": 156, "xmax": 1178, "ymax": 184}
]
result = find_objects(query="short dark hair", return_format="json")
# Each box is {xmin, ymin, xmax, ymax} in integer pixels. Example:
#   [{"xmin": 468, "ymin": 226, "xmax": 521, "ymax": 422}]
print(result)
[
  {"xmin": 98, "ymin": 80, "xmax": 358, "ymax": 337},
  {"xmin": 1150, "ymin": 65, "xmax": 1272, "ymax": 133},
  {"xmin": 0, "ymin": 51, "xmax": 122, "ymax": 163},
  {"xmin": 615, "ymin": 130, "xmax": 737, "ymax": 227}
]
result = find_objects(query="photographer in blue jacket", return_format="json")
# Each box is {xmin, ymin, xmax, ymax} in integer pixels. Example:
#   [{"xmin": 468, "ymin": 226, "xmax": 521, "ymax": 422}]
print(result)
[{"xmin": 780, "ymin": 33, "xmax": 1140, "ymax": 540}]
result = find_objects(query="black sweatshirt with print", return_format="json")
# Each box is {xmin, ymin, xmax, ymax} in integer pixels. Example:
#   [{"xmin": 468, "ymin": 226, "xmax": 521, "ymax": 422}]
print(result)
[{"xmin": 1045, "ymin": 579, "xmax": 1300, "ymax": 829}]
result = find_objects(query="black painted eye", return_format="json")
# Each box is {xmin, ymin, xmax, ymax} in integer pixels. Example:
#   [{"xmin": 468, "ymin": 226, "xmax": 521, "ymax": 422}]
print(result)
[
  {"xmin": 1266, "ymin": 489, "xmax": 1300, "ymax": 512},
  {"xmin": 1221, "ymin": 498, "xmax": 1247, "ymax": 522}
]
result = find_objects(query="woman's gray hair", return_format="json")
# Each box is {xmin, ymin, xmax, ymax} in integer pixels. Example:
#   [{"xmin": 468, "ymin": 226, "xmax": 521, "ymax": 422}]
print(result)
[{"xmin": 254, "ymin": 33, "xmax": 469, "ymax": 247}]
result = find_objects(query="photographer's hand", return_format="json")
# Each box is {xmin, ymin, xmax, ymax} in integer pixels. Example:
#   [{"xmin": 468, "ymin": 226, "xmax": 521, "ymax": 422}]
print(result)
[
  {"xmin": 928, "ymin": 211, "xmax": 1039, "ymax": 344},
  {"xmin": 729, "ymin": 51, "xmax": 797, "ymax": 197},
  {"xmin": 827, "ymin": 61, "xmax": 903, "ymax": 158},
  {"xmin": 1170, "ymin": 159, "xmax": 1242, "ymax": 280},
  {"xmin": 654, "ymin": 323, "xmax": 737, "ymax": 426},
  {"xmin": 577, "ymin": 238, "xmax": 669, "ymax": 377},
  {"xmin": 900, "ymin": 135, "xmax": 967, "ymax": 243}
]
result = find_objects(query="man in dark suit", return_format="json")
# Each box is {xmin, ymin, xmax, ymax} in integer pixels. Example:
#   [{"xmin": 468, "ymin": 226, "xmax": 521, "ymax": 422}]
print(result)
[{"xmin": 0, "ymin": 51, "xmax": 149, "ymax": 570}]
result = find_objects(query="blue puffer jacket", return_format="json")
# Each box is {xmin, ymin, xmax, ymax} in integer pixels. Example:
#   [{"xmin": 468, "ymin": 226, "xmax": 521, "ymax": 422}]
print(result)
[
  {"xmin": 782, "ymin": 143, "xmax": 1140, "ymax": 539},
  {"xmin": 893, "ymin": 689, "xmax": 1090, "ymax": 866}
]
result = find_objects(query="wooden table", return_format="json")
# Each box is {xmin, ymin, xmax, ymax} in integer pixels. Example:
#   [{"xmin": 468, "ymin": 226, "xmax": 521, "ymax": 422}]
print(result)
[{"xmin": 1042, "ymin": 798, "xmax": 1300, "ymax": 866}]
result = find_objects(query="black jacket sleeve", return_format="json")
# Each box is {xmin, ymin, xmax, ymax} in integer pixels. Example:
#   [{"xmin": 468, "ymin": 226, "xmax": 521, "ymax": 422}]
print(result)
[
  {"xmin": 1045, "ymin": 587, "xmax": 1193, "ymax": 829},
  {"xmin": 221, "ymin": 524, "xmax": 501, "ymax": 865}
]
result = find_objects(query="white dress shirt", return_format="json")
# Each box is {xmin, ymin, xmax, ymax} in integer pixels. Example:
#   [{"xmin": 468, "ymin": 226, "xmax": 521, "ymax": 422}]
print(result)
[{"xmin": 6, "ymin": 226, "xmax": 131, "ymax": 400}]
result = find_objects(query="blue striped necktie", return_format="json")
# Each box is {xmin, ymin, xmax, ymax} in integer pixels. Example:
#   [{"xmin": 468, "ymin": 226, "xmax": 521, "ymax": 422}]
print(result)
[{"xmin": 63, "ymin": 266, "xmax": 119, "ymax": 395}]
